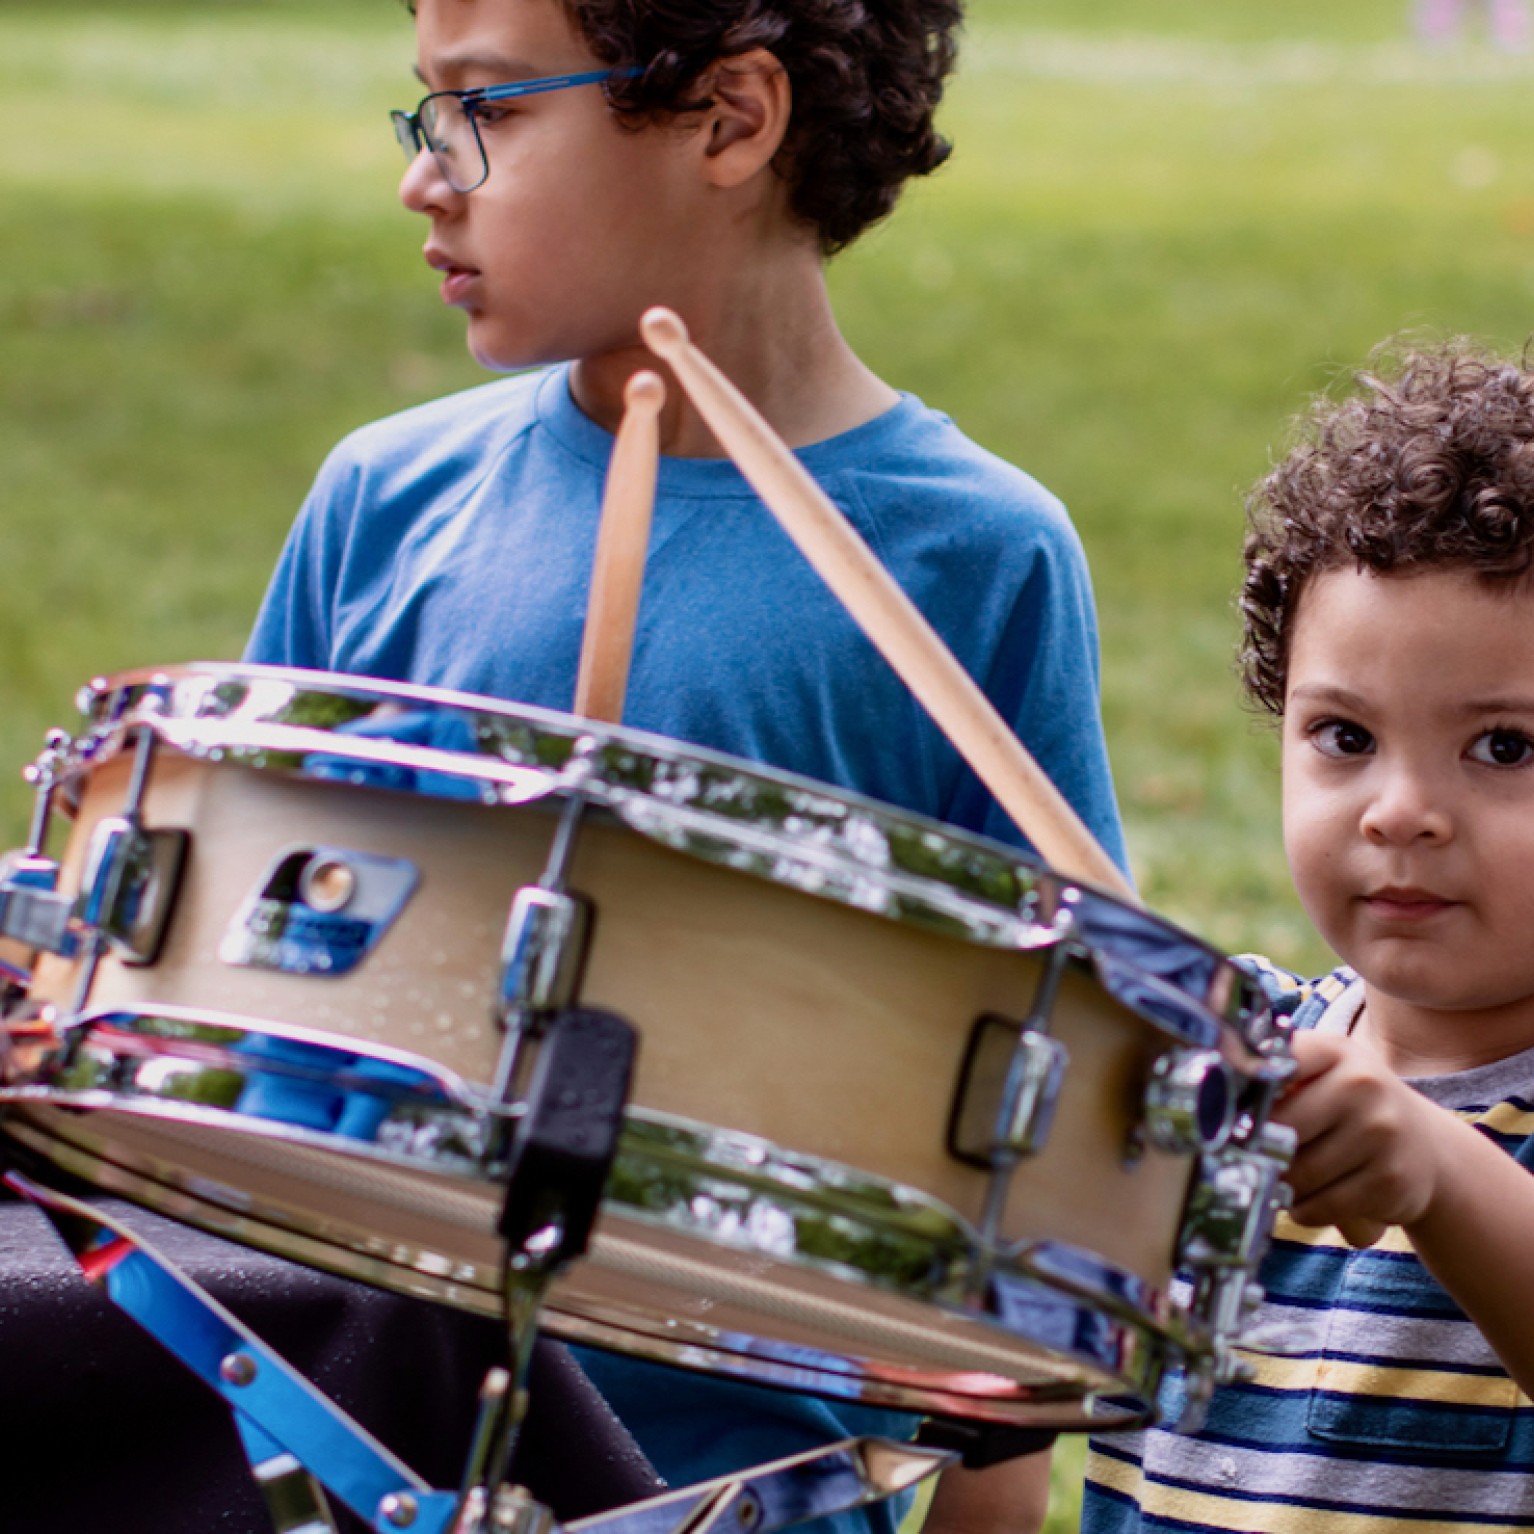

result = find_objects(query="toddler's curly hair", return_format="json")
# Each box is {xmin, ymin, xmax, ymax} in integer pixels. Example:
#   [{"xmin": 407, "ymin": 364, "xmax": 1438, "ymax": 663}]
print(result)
[{"xmin": 1240, "ymin": 341, "xmax": 1534, "ymax": 715}]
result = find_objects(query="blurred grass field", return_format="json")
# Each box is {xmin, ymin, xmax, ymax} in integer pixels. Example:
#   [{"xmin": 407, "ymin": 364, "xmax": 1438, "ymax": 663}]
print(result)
[{"xmin": 5, "ymin": 2, "xmax": 1534, "ymax": 1526}]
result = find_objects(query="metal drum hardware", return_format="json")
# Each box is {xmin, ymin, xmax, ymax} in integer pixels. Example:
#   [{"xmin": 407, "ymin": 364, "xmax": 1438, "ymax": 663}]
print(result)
[
  {"xmin": 495, "ymin": 745, "xmax": 600, "ymax": 1100},
  {"xmin": 1143, "ymin": 1049, "xmax": 1240, "ymax": 1157},
  {"xmin": 76, "ymin": 813, "xmax": 189, "ymax": 965},
  {"xmin": 0, "ymin": 851, "xmax": 77, "ymax": 959},
  {"xmin": 1173, "ymin": 1082, "xmax": 1297, "ymax": 1428},
  {"xmin": 948, "ymin": 906, "xmax": 1079, "ymax": 1172},
  {"xmin": 1, "ymin": 722, "xmax": 188, "ymax": 995}
]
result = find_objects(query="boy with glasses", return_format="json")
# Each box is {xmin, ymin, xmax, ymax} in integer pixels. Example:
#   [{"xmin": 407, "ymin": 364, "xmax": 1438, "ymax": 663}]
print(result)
[{"xmin": 247, "ymin": 0, "xmax": 1127, "ymax": 1528}]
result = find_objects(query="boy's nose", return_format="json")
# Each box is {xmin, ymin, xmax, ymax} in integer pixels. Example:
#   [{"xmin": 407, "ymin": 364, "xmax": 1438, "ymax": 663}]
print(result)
[
  {"xmin": 1359, "ymin": 766, "xmax": 1453, "ymax": 846},
  {"xmin": 399, "ymin": 147, "xmax": 457, "ymax": 214}
]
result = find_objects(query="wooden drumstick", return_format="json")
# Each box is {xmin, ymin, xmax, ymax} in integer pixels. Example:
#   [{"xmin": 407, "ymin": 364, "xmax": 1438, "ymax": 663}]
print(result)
[
  {"xmin": 639, "ymin": 305, "xmax": 1135, "ymax": 901},
  {"xmin": 574, "ymin": 369, "xmax": 666, "ymax": 724}
]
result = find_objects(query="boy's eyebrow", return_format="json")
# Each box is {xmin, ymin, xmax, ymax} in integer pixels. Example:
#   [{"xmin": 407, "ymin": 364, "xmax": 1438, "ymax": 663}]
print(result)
[{"xmin": 414, "ymin": 53, "xmax": 542, "ymax": 88}]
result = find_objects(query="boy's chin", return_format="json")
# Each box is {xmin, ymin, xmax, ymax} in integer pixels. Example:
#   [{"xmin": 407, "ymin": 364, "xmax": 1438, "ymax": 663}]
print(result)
[
  {"xmin": 462, "ymin": 317, "xmax": 547, "ymax": 374},
  {"xmin": 463, "ymin": 312, "xmax": 641, "ymax": 376},
  {"xmin": 467, "ymin": 335, "xmax": 531, "ymax": 373}
]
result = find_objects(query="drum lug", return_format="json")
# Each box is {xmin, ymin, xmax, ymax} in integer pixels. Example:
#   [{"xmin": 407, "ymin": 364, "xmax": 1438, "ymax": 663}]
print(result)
[
  {"xmin": 946, "ymin": 927, "xmax": 1076, "ymax": 1290},
  {"xmin": 1178, "ymin": 1118, "xmax": 1295, "ymax": 1273},
  {"xmin": 498, "ymin": 888, "xmax": 593, "ymax": 1028},
  {"xmin": 76, "ymin": 815, "xmax": 189, "ymax": 966},
  {"xmin": 947, "ymin": 924, "xmax": 1076, "ymax": 1170},
  {"xmin": 948, "ymin": 1017, "xmax": 1068, "ymax": 1167},
  {"xmin": 0, "ymin": 814, "xmax": 188, "ymax": 970},
  {"xmin": 1175, "ymin": 1113, "xmax": 1296, "ymax": 1421},
  {"xmin": 495, "ymin": 747, "xmax": 599, "ymax": 1091}
]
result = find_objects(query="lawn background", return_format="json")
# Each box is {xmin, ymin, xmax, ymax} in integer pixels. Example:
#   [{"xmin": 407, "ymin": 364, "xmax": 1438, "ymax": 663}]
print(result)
[{"xmin": 5, "ymin": 1, "xmax": 1534, "ymax": 1527}]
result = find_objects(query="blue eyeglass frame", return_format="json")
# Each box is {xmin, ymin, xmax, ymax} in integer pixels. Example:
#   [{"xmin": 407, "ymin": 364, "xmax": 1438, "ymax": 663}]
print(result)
[{"xmin": 392, "ymin": 68, "xmax": 643, "ymax": 193}]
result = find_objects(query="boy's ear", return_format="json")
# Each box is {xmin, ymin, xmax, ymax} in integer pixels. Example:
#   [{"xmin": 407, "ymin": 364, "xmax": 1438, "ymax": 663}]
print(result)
[{"xmin": 697, "ymin": 49, "xmax": 791, "ymax": 189}]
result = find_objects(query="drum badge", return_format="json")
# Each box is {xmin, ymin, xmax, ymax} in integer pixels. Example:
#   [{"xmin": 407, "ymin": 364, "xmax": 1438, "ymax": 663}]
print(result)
[{"xmin": 220, "ymin": 845, "xmax": 419, "ymax": 976}]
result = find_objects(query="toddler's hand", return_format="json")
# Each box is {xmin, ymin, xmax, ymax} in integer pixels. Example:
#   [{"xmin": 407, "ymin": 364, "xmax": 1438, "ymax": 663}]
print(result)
[{"xmin": 1272, "ymin": 1032, "xmax": 1447, "ymax": 1233}]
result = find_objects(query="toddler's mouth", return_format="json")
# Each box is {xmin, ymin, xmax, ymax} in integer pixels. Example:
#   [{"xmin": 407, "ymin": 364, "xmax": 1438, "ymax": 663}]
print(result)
[{"xmin": 1362, "ymin": 886, "xmax": 1457, "ymax": 920}]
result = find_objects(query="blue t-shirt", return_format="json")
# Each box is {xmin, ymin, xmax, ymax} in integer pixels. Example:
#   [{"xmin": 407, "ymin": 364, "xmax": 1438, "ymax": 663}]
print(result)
[
  {"xmin": 246, "ymin": 364, "xmax": 1128, "ymax": 1526},
  {"xmin": 248, "ymin": 365, "xmax": 1125, "ymax": 866}
]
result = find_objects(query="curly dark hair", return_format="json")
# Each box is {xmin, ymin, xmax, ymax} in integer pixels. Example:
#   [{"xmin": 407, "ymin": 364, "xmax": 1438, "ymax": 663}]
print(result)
[
  {"xmin": 406, "ymin": 0, "xmax": 960, "ymax": 253},
  {"xmin": 1239, "ymin": 341, "xmax": 1534, "ymax": 715}
]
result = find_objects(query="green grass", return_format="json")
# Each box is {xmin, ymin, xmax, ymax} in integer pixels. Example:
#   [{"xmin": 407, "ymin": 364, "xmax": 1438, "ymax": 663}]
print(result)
[{"xmin": 8, "ymin": 5, "xmax": 1534, "ymax": 1528}]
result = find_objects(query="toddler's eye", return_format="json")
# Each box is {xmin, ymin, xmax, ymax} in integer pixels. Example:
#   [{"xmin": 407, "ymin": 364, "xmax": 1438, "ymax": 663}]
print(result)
[
  {"xmin": 1311, "ymin": 720, "xmax": 1374, "ymax": 757},
  {"xmin": 1469, "ymin": 728, "xmax": 1534, "ymax": 767}
]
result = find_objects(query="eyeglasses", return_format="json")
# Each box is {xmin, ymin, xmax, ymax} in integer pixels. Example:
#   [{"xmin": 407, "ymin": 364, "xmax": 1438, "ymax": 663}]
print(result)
[{"xmin": 392, "ymin": 68, "xmax": 641, "ymax": 194}]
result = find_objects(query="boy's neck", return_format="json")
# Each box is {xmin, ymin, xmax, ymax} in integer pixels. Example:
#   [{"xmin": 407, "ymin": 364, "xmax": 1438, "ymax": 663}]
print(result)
[
  {"xmin": 1357, "ymin": 987, "xmax": 1534, "ymax": 1076},
  {"xmin": 568, "ymin": 250, "xmax": 899, "ymax": 456}
]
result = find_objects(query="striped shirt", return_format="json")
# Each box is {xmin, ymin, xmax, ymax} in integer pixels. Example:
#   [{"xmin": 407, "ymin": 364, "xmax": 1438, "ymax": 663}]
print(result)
[{"xmin": 1082, "ymin": 960, "xmax": 1534, "ymax": 1533}]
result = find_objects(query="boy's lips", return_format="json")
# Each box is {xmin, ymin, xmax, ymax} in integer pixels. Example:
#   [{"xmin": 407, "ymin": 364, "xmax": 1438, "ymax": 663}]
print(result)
[{"xmin": 424, "ymin": 247, "xmax": 480, "ymax": 305}]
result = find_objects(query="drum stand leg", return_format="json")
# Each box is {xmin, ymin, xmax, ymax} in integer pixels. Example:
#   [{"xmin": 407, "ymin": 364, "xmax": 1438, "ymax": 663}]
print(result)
[
  {"xmin": 9, "ymin": 1171, "xmax": 462, "ymax": 1534},
  {"xmin": 10, "ymin": 1172, "xmax": 958, "ymax": 1534}
]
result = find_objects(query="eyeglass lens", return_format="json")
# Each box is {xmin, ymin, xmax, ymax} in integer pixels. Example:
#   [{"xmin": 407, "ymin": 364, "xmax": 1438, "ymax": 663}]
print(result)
[
  {"xmin": 394, "ymin": 95, "xmax": 486, "ymax": 194},
  {"xmin": 419, "ymin": 96, "xmax": 485, "ymax": 192}
]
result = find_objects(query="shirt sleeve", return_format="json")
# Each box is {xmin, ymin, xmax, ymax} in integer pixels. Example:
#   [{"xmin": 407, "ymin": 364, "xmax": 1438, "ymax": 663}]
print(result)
[
  {"xmin": 941, "ymin": 512, "xmax": 1130, "ymax": 876},
  {"xmin": 243, "ymin": 448, "xmax": 359, "ymax": 670}
]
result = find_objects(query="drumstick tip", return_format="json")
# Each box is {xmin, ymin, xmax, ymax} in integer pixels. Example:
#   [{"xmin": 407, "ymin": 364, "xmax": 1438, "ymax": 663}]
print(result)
[
  {"xmin": 624, "ymin": 368, "xmax": 667, "ymax": 415},
  {"xmin": 639, "ymin": 306, "xmax": 689, "ymax": 361}
]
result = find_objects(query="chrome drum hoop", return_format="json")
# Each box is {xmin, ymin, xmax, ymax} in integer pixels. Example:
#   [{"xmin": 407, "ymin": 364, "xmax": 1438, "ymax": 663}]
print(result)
[{"xmin": 0, "ymin": 1005, "xmax": 1188, "ymax": 1428}]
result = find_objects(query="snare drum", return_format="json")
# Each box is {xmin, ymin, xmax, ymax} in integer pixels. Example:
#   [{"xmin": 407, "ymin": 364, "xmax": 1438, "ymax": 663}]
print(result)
[{"xmin": 0, "ymin": 666, "xmax": 1291, "ymax": 1429}]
